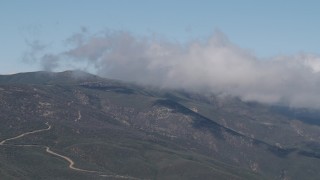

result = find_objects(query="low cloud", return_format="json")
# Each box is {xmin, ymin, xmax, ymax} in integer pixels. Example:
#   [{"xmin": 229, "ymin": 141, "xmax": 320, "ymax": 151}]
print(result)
[
  {"xmin": 27, "ymin": 29, "xmax": 320, "ymax": 109},
  {"xmin": 41, "ymin": 54, "xmax": 60, "ymax": 71}
]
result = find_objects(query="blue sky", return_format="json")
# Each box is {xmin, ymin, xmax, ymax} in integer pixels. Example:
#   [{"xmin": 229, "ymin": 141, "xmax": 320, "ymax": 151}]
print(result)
[{"xmin": 1, "ymin": 0, "xmax": 320, "ymax": 74}]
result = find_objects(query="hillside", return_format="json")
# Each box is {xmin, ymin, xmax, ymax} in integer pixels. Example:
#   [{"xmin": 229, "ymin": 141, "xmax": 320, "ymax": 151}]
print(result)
[{"xmin": 1, "ymin": 71, "xmax": 320, "ymax": 180}]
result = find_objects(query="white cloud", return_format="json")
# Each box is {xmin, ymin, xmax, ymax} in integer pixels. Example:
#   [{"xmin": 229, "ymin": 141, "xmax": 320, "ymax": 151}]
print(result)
[{"xmin": 35, "ymin": 29, "xmax": 320, "ymax": 109}]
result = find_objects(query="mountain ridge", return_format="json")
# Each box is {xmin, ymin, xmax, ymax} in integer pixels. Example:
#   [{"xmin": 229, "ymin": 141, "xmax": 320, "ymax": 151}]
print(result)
[{"xmin": 1, "ymin": 70, "xmax": 320, "ymax": 179}]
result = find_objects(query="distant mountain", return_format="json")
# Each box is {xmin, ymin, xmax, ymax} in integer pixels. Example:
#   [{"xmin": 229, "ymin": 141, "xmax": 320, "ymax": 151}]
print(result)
[
  {"xmin": 1, "ymin": 71, "xmax": 320, "ymax": 179},
  {"xmin": 0, "ymin": 70, "xmax": 104, "ymax": 84}
]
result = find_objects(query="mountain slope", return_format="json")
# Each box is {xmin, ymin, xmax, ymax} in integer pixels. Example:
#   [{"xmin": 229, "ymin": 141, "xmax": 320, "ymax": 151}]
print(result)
[{"xmin": 1, "ymin": 71, "xmax": 320, "ymax": 179}]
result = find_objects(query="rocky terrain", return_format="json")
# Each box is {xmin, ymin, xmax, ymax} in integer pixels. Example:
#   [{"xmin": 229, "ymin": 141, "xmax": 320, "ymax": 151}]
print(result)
[{"xmin": 1, "ymin": 71, "xmax": 320, "ymax": 179}]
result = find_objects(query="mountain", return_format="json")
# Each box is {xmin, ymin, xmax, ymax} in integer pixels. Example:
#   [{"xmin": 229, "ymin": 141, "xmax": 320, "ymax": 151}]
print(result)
[{"xmin": 1, "ymin": 70, "xmax": 320, "ymax": 179}]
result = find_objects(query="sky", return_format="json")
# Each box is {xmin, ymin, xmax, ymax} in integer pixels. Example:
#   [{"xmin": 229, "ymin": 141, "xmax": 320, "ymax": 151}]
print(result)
[
  {"xmin": 1, "ymin": 0, "xmax": 320, "ymax": 73},
  {"xmin": 1, "ymin": 0, "xmax": 320, "ymax": 108}
]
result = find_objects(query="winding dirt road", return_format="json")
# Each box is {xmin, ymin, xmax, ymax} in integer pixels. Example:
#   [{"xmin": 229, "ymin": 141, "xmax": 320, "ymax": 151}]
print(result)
[
  {"xmin": 0, "ymin": 122, "xmax": 142, "ymax": 180},
  {"xmin": 45, "ymin": 146, "xmax": 99, "ymax": 173},
  {"xmin": 0, "ymin": 122, "xmax": 51, "ymax": 145},
  {"xmin": 45, "ymin": 146, "xmax": 141, "ymax": 179}
]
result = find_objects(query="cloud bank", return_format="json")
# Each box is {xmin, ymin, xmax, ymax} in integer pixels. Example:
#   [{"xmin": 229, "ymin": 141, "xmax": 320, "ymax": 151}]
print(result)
[{"xmin": 27, "ymin": 30, "xmax": 320, "ymax": 109}]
